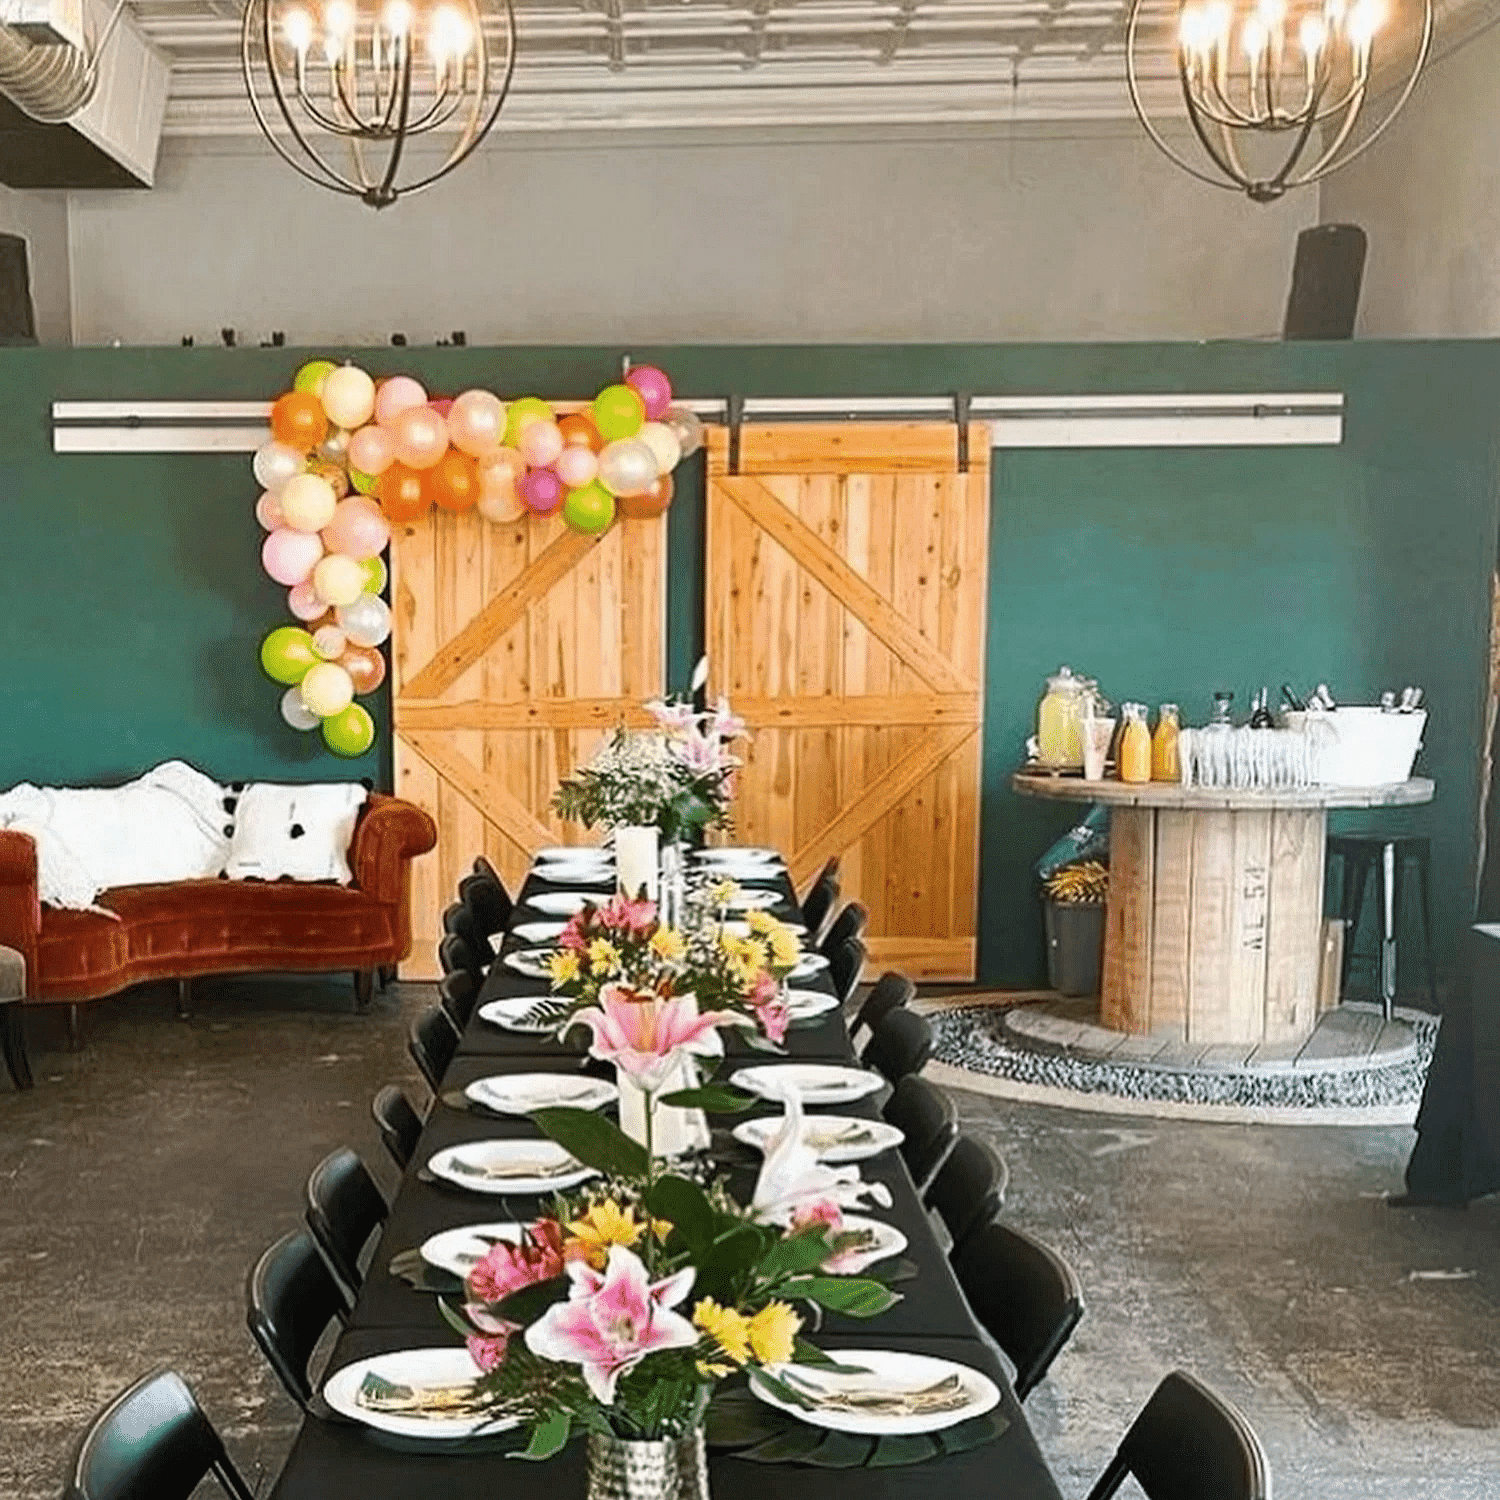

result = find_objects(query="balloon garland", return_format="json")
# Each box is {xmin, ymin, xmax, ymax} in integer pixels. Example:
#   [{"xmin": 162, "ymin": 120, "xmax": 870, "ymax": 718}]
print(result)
[{"xmin": 253, "ymin": 360, "xmax": 705, "ymax": 756}]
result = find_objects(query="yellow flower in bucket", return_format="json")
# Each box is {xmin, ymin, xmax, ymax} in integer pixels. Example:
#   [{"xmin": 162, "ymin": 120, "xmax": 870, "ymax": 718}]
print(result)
[
  {"xmin": 693, "ymin": 1297, "xmax": 751, "ymax": 1365},
  {"xmin": 747, "ymin": 1301, "xmax": 801, "ymax": 1365}
]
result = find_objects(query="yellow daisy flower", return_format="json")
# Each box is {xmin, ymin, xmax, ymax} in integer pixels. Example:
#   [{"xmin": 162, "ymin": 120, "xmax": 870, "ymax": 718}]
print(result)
[
  {"xmin": 746, "ymin": 909, "xmax": 775, "ymax": 935},
  {"xmin": 747, "ymin": 1301, "xmax": 801, "ymax": 1365},
  {"xmin": 692, "ymin": 1297, "xmax": 752, "ymax": 1365},
  {"xmin": 650, "ymin": 927, "xmax": 688, "ymax": 962},
  {"xmin": 565, "ymin": 1200, "xmax": 646, "ymax": 1267},
  {"xmin": 587, "ymin": 938, "xmax": 620, "ymax": 974},
  {"xmin": 547, "ymin": 950, "xmax": 580, "ymax": 985},
  {"xmin": 711, "ymin": 878, "xmax": 740, "ymax": 907}
]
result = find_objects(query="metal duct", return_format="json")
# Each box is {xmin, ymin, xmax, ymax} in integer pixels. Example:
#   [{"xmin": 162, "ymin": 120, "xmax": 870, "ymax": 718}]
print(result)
[{"xmin": 0, "ymin": 0, "xmax": 124, "ymax": 124}]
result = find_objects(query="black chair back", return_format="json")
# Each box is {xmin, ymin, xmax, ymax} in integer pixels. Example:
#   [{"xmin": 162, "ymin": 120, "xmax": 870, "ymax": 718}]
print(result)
[
  {"xmin": 829, "ymin": 935, "xmax": 866, "ymax": 1007},
  {"xmin": 64, "ymin": 1368, "xmax": 253, "ymax": 1500},
  {"xmin": 820, "ymin": 900, "xmax": 869, "ymax": 960},
  {"xmin": 459, "ymin": 869, "xmax": 512, "ymax": 938},
  {"xmin": 439, "ymin": 969, "xmax": 479, "ymax": 1031},
  {"xmin": 883, "ymin": 1074, "xmax": 959, "ymax": 1192},
  {"xmin": 800, "ymin": 858, "xmax": 841, "ymax": 942},
  {"xmin": 409, "ymin": 1004, "xmax": 460, "ymax": 1093},
  {"xmin": 863, "ymin": 1004, "xmax": 932, "ymax": 1084},
  {"xmin": 370, "ymin": 1084, "xmax": 423, "ymax": 1170},
  {"xmin": 438, "ymin": 932, "xmax": 484, "ymax": 984},
  {"xmin": 305, "ymin": 1147, "xmax": 388, "ymax": 1304},
  {"xmin": 854, "ymin": 971, "xmax": 915, "ymax": 1042},
  {"xmin": 951, "ymin": 1219, "xmax": 1084, "ymax": 1402},
  {"xmin": 1085, "ymin": 1370, "xmax": 1271, "ymax": 1500},
  {"xmin": 924, "ymin": 1134, "xmax": 1008, "ymax": 1252},
  {"xmin": 246, "ymin": 1229, "xmax": 347, "ymax": 1413},
  {"xmin": 442, "ymin": 901, "xmax": 484, "ymax": 949},
  {"xmin": 473, "ymin": 853, "xmax": 510, "ymax": 896}
]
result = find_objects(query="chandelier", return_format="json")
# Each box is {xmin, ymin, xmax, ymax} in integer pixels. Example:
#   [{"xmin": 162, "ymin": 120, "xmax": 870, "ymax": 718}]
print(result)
[
  {"xmin": 1125, "ymin": 0, "xmax": 1433, "ymax": 201},
  {"xmin": 241, "ymin": 0, "xmax": 516, "ymax": 208}
]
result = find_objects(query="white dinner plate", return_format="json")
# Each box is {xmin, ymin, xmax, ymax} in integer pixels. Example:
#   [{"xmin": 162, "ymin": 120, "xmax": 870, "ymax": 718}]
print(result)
[
  {"xmin": 427, "ymin": 1139, "xmax": 597, "ymax": 1196},
  {"xmin": 477, "ymin": 996, "xmax": 562, "ymax": 1034},
  {"xmin": 536, "ymin": 868, "xmax": 614, "ymax": 888},
  {"xmin": 535, "ymin": 846, "xmax": 611, "ymax": 864},
  {"xmin": 720, "ymin": 918, "xmax": 807, "ymax": 939},
  {"xmin": 526, "ymin": 892, "xmax": 594, "ymax": 917},
  {"xmin": 502, "ymin": 950, "xmax": 559, "ymax": 980},
  {"xmin": 730, "ymin": 1063, "xmax": 885, "ymax": 1106},
  {"xmin": 732, "ymin": 1114, "xmax": 904, "ymax": 1164},
  {"xmin": 825, "ymin": 1215, "xmax": 908, "ymax": 1275},
  {"xmin": 465, "ymin": 1072, "xmax": 618, "ymax": 1114},
  {"xmin": 749, "ymin": 1349, "xmax": 1000, "ymax": 1436},
  {"xmin": 511, "ymin": 920, "xmax": 568, "ymax": 944},
  {"xmin": 699, "ymin": 846, "xmax": 782, "ymax": 864},
  {"xmin": 785, "ymin": 988, "xmax": 840, "ymax": 1020},
  {"xmin": 789, "ymin": 953, "xmax": 831, "ymax": 980},
  {"xmin": 323, "ymin": 1347, "xmax": 520, "ymax": 1439},
  {"xmin": 418, "ymin": 1221, "xmax": 525, "ymax": 1279}
]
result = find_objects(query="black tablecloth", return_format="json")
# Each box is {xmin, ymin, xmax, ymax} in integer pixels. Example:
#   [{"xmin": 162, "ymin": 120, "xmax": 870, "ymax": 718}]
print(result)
[{"xmin": 268, "ymin": 860, "xmax": 1063, "ymax": 1500}]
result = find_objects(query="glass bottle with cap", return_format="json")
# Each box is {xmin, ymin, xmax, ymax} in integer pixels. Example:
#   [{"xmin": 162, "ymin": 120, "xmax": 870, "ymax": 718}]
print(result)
[
  {"xmin": 1151, "ymin": 704, "xmax": 1181, "ymax": 782},
  {"xmin": 1118, "ymin": 702, "xmax": 1152, "ymax": 784}
]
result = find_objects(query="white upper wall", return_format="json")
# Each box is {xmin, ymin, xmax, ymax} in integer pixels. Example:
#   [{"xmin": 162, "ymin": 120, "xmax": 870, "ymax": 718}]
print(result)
[
  {"xmin": 65, "ymin": 125, "xmax": 1315, "ymax": 346},
  {"xmin": 1318, "ymin": 23, "xmax": 1500, "ymax": 337},
  {"xmin": 0, "ymin": 182, "xmax": 70, "ymax": 344}
]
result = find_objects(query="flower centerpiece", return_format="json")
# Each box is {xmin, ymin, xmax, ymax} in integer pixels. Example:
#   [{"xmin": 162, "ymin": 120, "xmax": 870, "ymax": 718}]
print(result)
[{"xmin": 438, "ymin": 1101, "xmax": 901, "ymax": 1499}]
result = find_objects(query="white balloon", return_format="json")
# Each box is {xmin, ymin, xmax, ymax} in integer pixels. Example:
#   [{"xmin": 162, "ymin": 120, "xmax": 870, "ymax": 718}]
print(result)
[
  {"xmin": 279, "ymin": 473, "xmax": 339, "ymax": 533},
  {"xmin": 477, "ymin": 488, "xmax": 527, "ymax": 524},
  {"xmin": 313, "ymin": 553, "xmax": 365, "ymax": 608},
  {"xmin": 321, "ymin": 365, "xmax": 377, "ymax": 430},
  {"xmin": 280, "ymin": 685, "xmax": 321, "ymax": 731},
  {"xmin": 337, "ymin": 592, "xmax": 392, "ymax": 648},
  {"xmin": 299, "ymin": 661, "xmax": 355, "ymax": 717},
  {"xmin": 663, "ymin": 404, "xmax": 705, "ymax": 459},
  {"xmin": 638, "ymin": 422, "xmax": 681, "ymax": 476},
  {"xmin": 312, "ymin": 624, "xmax": 347, "ymax": 660},
  {"xmin": 253, "ymin": 440, "xmax": 305, "ymax": 492},
  {"xmin": 597, "ymin": 438, "xmax": 659, "ymax": 498}
]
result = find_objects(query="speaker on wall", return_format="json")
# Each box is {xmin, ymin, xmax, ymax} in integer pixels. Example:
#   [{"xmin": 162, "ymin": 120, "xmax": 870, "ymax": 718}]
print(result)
[
  {"xmin": 1283, "ymin": 223, "xmax": 1367, "ymax": 340},
  {"xmin": 0, "ymin": 233, "xmax": 36, "ymax": 345}
]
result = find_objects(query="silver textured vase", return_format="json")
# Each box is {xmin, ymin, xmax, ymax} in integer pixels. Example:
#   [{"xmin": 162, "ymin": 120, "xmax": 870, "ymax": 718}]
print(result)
[{"xmin": 586, "ymin": 1428, "xmax": 709, "ymax": 1500}]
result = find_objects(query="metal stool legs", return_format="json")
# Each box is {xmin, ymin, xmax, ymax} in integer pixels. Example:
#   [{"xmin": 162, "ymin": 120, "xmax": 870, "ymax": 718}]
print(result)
[{"xmin": 1331, "ymin": 835, "xmax": 1438, "ymax": 1018}]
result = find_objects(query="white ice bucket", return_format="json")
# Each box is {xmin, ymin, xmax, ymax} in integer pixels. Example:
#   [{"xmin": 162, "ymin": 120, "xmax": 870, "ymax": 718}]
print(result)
[{"xmin": 1280, "ymin": 707, "xmax": 1426, "ymax": 787}]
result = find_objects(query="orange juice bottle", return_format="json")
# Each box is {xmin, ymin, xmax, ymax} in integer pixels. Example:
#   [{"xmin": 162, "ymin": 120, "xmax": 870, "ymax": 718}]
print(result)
[
  {"xmin": 1118, "ymin": 702, "xmax": 1151, "ymax": 784},
  {"xmin": 1151, "ymin": 703, "xmax": 1181, "ymax": 782}
]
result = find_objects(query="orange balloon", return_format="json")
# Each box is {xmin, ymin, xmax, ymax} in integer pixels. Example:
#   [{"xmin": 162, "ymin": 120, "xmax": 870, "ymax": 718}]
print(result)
[
  {"xmin": 558, "ymin": 412, "xmax": 604, "ymax": 453},
  {"xmin": 339, "ymin": 643, "xmax": 388, "ymax": 695},
  {"xmin": 271, "ymin": 390, "xmax": 329, "ymax": 451},
  {"xmin": 618, "ymin": 471, "xmax": 674, "ymax": 520},
  {"xmin": 376, "ymin": 462, "xmax": 431, "ymax": 523},
  {"xmin": 424, "ymin": 448, "xmax": 480, "ymax": 513}
]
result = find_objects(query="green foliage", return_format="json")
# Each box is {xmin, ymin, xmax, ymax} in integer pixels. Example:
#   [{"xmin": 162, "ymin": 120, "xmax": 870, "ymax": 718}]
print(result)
[
  {"xmin": 780, "ymin": 1275, "xmax": 901, "ymax": 1317},
  {"xmin": 530, "ymin": 1105, "xmax": 651, "ymax": 1177},
  {"xmin": 658, "ymin": 1083, "xmax": 757, "ymax": 1113},
  {"xmin": 514, "ymin": 1408, "xmax": 572, "ymax": 1461}
]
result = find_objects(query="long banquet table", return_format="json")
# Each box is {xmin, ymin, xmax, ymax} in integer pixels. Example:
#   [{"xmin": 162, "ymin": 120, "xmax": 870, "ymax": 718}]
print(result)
[{"xmin": 268, "ymin": 860, "xmax": 1064, "ymax": 1500}]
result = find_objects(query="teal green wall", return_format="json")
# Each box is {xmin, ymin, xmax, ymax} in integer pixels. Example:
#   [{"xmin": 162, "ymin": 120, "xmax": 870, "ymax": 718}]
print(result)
[{"xmin": 1, "ymin": 343, "xmax": 1495, "ymax": 987}]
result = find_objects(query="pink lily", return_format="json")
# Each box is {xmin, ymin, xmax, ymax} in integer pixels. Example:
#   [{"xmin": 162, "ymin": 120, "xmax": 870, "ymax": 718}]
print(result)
[
  {"xmin": 749, "ymin": 970, "xmax": 789, "ymax": 1045},
  {"xmin": 573, "ymin": 983, "xmax": 743, "ymax": 1090},
  {"xmin": 466, "ymin": 1330, "xmax": 515, "ymax": 1373},
  {"xmin": 676, "ymin": 726, "xmax": 723, "ymax": 775},
  {"xmin": 599, "ymin": 892, "xmax": 657, "ymax": 939},
  {"xmin": 524, "ymin": 1244, "xmax": 698, "ymax": 1404},
  {"xmin": 644, "ymin": 698, "xmax": 696, "ymax": 734},
  {"xmin": 465, "ymin": 1220, "xmax": 569, "ymax": 1305},
  {"xmin": 709, "ymin": 696, "xmax": 747, "ymax": 741}
]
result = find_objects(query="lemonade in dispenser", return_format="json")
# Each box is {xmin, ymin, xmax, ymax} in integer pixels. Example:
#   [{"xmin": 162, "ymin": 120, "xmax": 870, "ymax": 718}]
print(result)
[{"xmin": 1037, "ymin": 667, "xmax": 1088, "ymax": 770}]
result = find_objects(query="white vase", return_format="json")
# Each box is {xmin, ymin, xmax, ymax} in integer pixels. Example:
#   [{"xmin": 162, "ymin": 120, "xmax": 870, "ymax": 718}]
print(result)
[
  {"xmin": 616, "ymin": 1055, "xmax": 711, "ymax": 1159},
  {"xmin": 615, "ymin": 825, "xmax": 660, "ymax": 902}
]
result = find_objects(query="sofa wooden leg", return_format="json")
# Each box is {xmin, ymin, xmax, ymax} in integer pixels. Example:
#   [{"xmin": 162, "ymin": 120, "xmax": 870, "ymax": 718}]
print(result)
[
  {"xmin": 378, "ymin": 965, "xmax": 397, "ymax": 990},
  {"xmin": 66, "ymin": 1004, "xmax": 81, "ymax": 1051},
  {"xmin": 1, "ymin": 1003, "xmax": 32, "ymax": 1090},
  {"xmin": 353, "ymin": 969, "xmax": 375, "ymax": 1013},
  {"xmin": 176, "ymin": 979, "xmax": 192, "ymax": 1020}
]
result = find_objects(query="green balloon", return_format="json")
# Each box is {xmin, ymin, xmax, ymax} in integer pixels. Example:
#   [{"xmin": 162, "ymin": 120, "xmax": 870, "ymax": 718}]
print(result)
[
  {"xmin": 260, "ymin": 625, "xmax": 318, "ymax": 686},
  {"xmin": 293, "ymin": 359, "xmax": 336, "ymax": 396},
  {"xmin": 349, "ymin": 466, "xmax": 377, "ymax": 495},
  {"xmin": 562, "ymin": 481, "xmax": 616, "ymax": 536},
  {"xmin": 360, "ymin": 555, "xmax": 388, "ymax": 594},
  {"xmin": 322, "ymin": 702, "xmax": 375, "ymax": 757},
  {"xmin": 593, "ymin": 383, "xmax": 645, "ymax": 441},
  {"xmin": 504, "ymin": 396, "xmax": 555, "ymax": 448}
]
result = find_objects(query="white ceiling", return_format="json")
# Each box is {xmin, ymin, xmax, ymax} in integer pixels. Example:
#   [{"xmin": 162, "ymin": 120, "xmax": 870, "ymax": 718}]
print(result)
[{"xmin": 130, "ymin": 0, "xmax": 1485, "ymax": 137}]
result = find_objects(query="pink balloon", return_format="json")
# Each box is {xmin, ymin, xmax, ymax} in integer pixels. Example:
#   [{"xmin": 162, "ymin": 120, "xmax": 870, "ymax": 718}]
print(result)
[
  {"xmin": 518, "ymin": 467, "xmax": 564, "ymax": 514},
  {"xmin": 519, "ymin": 420, "xmax": 564, "ymax": 469},
  {"xmin": 430, "ymin": 398, "xmax": 453, "ymax": 417},
  {"xmin": 374, "ymin": 375, "xmax": 427, "ymax": 427},
  {"xmin": 448, "ymin": 390, "xmax": 506, "ymax": 458},
  {"xmin": 392, "ymin": 404, "xmax": 450, "ymax": 470},
  {"xmin": 625, "ymin": 365, "xmax": 673, "ymax": 421},
  {"xmin": 322, "ymin": 496, "xmax": 391, "ymax": 561},
  {"xmin": 555, "ymin": 444, "xmax": 598, "ymax": 489},
  {"xmin": 287, "ymin": 580, "xmax": 326, "ymax": 621},
  {"xmin": 348, "ymin": 424, "xmax": 396, "ymax": 476},
  {"xmin": 255, "ymin": 491, "xmax": 284, "ymax": 531},
  {"xmin": 262, "ymin": 527, "xmax": 324, "ymax": 586}
]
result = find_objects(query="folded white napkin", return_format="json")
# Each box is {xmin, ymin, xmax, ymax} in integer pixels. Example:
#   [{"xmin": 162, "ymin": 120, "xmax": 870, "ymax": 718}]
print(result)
[{"xmin": 750, "ymin": 1082, "xmax": 892, "ymax": 1225}]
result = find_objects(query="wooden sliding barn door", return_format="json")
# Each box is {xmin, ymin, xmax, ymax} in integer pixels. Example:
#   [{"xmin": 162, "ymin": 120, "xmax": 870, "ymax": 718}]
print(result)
[
  {"xmin": 705, "ymin": 425, "xmax": 990, "ymax": 980},
  {"xmin": 392, "ymin": 511, "xmax": 666, "ymax": 978}
]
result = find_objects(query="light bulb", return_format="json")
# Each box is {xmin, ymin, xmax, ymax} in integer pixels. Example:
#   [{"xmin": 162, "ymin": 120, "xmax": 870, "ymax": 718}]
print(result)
[
  {"xmin": 1299, "ymin": 13, "xmax": 1327, "ymax": 54},
  {"xmin": 323, "ymin": 0, "xmax": 354, "ymax": 41},
  {"xmin": 1178, "ymin": 5, "xmax": 1205, "ymax": 50},
  {"xmin": 381, "ymin": 0, "xmax": 412, "ymax": 36},
  {"xmin": 1346, "ymin": 0, "xmax": 1384, "ymax": 46},
  {"xmin": 429, "ymin": 3, "xmax": 473, "ymax": 57},
  {"xmin": 1257, "ymin": 0, "xmax": 1286, "ymax": 27},
  {"xmin": 281, "ymin": 5, "xmax": 314, "ymax": 54},
  {"xmin": 1242, "ymin": 13, "xmax": 1268, "ymax": 55},
  {"xmin": 1204, "ymin": 0, "xmax": 1232, "ymax": 46}
]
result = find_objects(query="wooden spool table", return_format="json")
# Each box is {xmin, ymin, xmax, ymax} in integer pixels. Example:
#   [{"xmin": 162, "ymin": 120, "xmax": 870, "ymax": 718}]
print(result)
[{"xmin": 1012, "ymin": 773, "xmax": 1435, "ymax": 1048}]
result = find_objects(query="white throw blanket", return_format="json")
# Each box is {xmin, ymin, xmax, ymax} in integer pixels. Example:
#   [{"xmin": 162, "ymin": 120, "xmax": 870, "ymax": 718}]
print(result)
[{"xmin": 0, "ymin": 761, "xmax": 232, "ymax": 912}]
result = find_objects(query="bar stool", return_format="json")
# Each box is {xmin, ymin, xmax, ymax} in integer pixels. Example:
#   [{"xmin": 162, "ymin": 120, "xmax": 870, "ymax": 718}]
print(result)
[{"xmin": 1327, "ymin": 834, "xmax": 1437, "ymax": 1019}]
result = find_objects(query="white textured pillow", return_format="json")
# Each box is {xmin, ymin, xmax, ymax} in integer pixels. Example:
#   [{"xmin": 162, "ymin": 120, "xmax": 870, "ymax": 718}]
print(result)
[{"xmin": 224, "ymin": 782, "xmax": 368, "ymax": 884}]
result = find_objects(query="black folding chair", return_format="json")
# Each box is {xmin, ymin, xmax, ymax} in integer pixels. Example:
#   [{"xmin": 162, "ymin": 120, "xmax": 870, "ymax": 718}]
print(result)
[
  {"xmin": 925, "ymin": 1134, "xmax": 1008, "ymax": 1253},
  {"xmin": 829, "ymin": 935, "xmax": 866, "ymax": 1008},
  {"xmin": 63, "ymin": 1368, "xmax": 253, "ymax": 1500},
  {"xmin": 1085, "ymin": 1370, "xmax": 1271, "ymax": 1500},
  {"xmin": 800, "ymin": 858, "xmax": 841, "ymax": 944},
  {"xmin": 409, "ymin": 1004, "xmax": 460, "ymax": 1094},
  {"xmin": 460, "ymin": 869, "xmax": 512, "ymax": 939},
  {"xmin": 820, "ymin": 900, "xmax": 869, "ymax": 961},
  {"xmin": 883, "ymin": 1074, "xmax": 959, "ymax": 1193},
  {"xmin": 371, "ymin": 1084, "xmax": 423, "ymax": 1170},
  {"xmin": 439, "ymin": 969, "xmax": 479, "ymax": 1031},
  {"xmin": 854, "ymin": 971, "xmax": 915, "ymax": 1044},
  {"xmin": 438, "ymin": 932, "xmax": 485, "ymax": 986},
  {"xmin": 950, "ymin": 1219, "xmax": 1084, "ymax": 1402},
  {"xmin": 245, "ymin": 1230, "xmax": 347, "ymax": 1415},
  {"xmin": 863, "ymin": 1004, "xmax": 932, "ymax": 1084},
  {"xmin": 305, "ymin": 1147, "xmax": 389, "ymax": 1307},
  {"xmin": 442, "ymin": 901, "xmax": 484, "ymax": 949}
]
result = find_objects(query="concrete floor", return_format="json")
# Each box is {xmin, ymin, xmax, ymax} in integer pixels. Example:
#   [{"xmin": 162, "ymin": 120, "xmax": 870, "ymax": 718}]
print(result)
[{"xmin": 3, "ymin": 977, "xmax": 1498, "ymax": 1499}]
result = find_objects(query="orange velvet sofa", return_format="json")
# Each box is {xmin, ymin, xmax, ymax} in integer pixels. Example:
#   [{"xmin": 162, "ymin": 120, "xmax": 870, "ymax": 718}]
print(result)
[{"xmin": 0, "ymin": 793, "xmax": 436, "ymax": 1031}]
